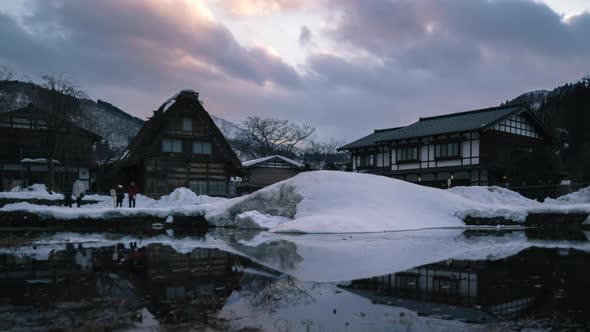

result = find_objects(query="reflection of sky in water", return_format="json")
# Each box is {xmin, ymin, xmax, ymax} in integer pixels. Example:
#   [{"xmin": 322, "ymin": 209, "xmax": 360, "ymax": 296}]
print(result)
[{"xmin": 1, "ymin": 229, "xmax": 590, "ymax": 330}]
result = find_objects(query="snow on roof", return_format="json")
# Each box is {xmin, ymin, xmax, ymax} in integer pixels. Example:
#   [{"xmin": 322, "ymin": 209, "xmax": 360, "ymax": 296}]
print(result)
[
  {"xmin": 242, "ymin": 155, "xmax": 304, "ymax": 168},
  {"xmin": 159, "ymin": 89, "xmax": 200, "ymax": 112},
  {"xmin": 160, "ymin": 92, "xmax": 180, "ymax": 112},
  {"xmin": 20, "ymin": 158, "xmax": 61, "ymax": 164}
]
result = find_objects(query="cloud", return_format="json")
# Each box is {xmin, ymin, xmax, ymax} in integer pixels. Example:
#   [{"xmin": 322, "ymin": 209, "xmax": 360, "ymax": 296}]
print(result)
[
  {"xmin": 0, "ymin": 0, "xmax": 589, "ymax": 142},
  {"xmin": 328, "ymin": 0, "xmax": 590, "ymax": 61},
  {"xmin": 299, "ymin": 25, "xmax": 312, "ymax": 46},
  {"xmin": 1, "ymin": 0, "xmax": 301, "ymax": 92},
  {"xmin": 215, "ymin": 0, "xmax": 305, "ymax": 16}
]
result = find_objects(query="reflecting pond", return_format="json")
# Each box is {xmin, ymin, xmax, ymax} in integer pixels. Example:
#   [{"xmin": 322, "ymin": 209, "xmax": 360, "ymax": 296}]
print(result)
[{"xmin": 1, "ymin": 228, "xmax": 590, "ymax": 331}]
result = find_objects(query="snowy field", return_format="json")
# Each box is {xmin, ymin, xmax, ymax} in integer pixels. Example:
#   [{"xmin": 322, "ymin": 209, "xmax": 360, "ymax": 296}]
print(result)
[{"xmin": 1, "ymin": 171, "xmax": 590, "ymax": 233}]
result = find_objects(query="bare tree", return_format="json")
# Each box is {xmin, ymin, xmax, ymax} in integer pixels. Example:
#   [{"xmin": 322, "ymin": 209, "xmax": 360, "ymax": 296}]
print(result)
[
  {"xmin": 301, "ymin": 139, "xmax": 349, "ymax": 170},
  {"xmin": 38, "ymin": 74, "xmax": 89, "ymax": 190},
  {"xmin": 0, "ymin": 65, "xmax": 15, "ymax": 81},
  {"xmin": 235, "ymin": 116, "xmax": 315, "ymax": 159}
]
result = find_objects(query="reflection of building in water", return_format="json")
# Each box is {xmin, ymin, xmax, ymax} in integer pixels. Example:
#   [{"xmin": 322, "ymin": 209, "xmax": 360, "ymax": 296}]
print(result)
[
  {"xmin": 348, "ymin": 247, "xmax": 590, "ymax": 321},
  {"xmin": 0, "ymin": 242, "xmax": 252, "ymax": 328},
  {"xmin": 142, "ymin": 244, "xmax": 242, "ymax": 323}
]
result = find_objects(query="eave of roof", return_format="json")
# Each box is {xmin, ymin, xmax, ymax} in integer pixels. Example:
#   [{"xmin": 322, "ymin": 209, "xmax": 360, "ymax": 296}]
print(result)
[
  {"xmin": 337, "ymin": 127, "xmax": 404, "ymax": 151},
  {"xmin": 242, "ymin": 155, "xmax": 304, "ymax": 168},
  {"xmin": 375, "ymin": 104, "xmax": 527, "ymax": 143}
]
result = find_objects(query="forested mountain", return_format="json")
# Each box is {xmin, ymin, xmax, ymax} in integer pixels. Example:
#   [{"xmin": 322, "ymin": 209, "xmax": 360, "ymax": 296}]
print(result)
[
  {"xmin": 507, "ymin": 76, "xmax": 590, "ymax": 182},
  {"xmin": 0, "ymin": 80, "xmax": 143, "ymax": 149}
]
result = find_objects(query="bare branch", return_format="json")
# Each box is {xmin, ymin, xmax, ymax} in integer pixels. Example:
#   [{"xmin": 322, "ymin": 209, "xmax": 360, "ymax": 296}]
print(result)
[
  {"xmin": 236, "ymin": 116, "xmax": 316, "ymax": 159},
  {"xmin": 0, "ymin": 65, "xmax": 15, "ymax": 81}
]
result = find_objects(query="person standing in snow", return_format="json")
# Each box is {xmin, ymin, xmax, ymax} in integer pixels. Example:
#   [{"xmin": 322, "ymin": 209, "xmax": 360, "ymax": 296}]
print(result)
[
  {"xmin": 63, "ymin": 189, "xmax": 73, "ymax": 208},
  {"xmin": 115, "ymin": 184, "xmax": 125, "ymax": 208},
  {"xmin": 72, "ymin": 180, "xmax": 86, "ymax": 208},
  {"xmin": 127, "ymin": 181, "xmax": 139, "ymax": 208}
]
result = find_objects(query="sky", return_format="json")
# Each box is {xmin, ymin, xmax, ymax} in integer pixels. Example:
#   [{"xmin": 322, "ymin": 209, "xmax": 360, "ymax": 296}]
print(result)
[{"xmin": 0, "ymin": 0, "xmax": 589, "ymax": 142}]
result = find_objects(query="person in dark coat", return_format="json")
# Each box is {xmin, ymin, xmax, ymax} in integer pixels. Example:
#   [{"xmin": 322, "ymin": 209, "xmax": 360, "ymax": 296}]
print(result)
[
  {"xmin": 128, "ymin": 181, "xmax": 139, "ymax": 208},
  {"xmin": 115, "ymin": 184, "xmax": 125, "ymax": 208},
  {"xmin": 63, "ymin": 190, "xmax": 73, "ymax": 208}
]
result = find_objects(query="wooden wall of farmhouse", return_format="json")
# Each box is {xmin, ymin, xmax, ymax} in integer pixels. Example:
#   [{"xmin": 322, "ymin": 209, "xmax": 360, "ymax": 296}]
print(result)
[
  {"xmin": 247, "ymin": 167, "xmax": 301, "ymax": 188},
  {"xmin": 129, "ymin": 97, "xmax": 240, "ymax": 196},
  {"xmin": 0, "ymin": 108, "xmax": 98, "ymax": 191}
]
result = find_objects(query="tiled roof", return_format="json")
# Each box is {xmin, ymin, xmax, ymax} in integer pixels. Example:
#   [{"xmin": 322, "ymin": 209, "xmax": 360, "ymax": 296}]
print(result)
[
  {"xmin": 337, "ymin": 127, "xmax": 403, "ymax": 151},
  {"xmin": 376, "ymin": 104, "xmax": 526, "ymax": 143}
]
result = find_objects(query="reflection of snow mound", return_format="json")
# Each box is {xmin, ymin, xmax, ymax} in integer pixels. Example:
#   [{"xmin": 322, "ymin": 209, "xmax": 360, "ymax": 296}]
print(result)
[{"xmin": 448, "ymin": 186, "xmax": 543, "ymax": 206}]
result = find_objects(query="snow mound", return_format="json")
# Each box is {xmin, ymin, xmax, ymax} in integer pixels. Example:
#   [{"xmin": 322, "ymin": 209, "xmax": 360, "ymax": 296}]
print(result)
[
  {"xmin": 234, "ymin": 211, "xmax": 291, "ymax": 230},
  {"xmin": 545, "ymin": 186, "xmax": 590, "ymax": 204},
  {"xmin": 448, "ymin": 186, "xmax": 543, "ymax": 207},
  {"xmin": 0, "ymin": 183, "xmax": 63, "ymax": 200},
  {"xmin": 207, "ymin": 171, "xmax": 484, "ymax": 233},
  {"xmin": 151, "ymin": 187, "xmax": 226, "ymax": 208}
]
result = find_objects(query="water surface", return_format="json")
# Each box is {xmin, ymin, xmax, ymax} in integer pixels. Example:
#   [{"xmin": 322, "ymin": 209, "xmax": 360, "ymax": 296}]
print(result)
[{"xmin": 1, "ymin": 228, "xmax": 589, "ymax": 331}]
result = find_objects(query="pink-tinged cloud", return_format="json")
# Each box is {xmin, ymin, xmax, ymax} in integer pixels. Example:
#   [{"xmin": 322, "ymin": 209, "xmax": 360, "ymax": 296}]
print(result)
[{"xmin": 0, "ymin": 0, "xmax": 589, "ymax": 141}]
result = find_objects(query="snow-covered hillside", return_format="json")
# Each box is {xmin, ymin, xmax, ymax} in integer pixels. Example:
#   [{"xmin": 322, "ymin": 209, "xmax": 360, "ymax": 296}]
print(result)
[
  {"xmin": 211, "ymin": 114, "xmax": 244, "ymax": 140},
  {"xmin": 78, "ymin": 99, "xmax": 144, "ymax": 148}
]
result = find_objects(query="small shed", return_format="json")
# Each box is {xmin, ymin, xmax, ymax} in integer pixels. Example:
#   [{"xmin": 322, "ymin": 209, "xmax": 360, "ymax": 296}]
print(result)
[{"xmin": 240, "ymin": 155, "xmax": 304, "ymax": 193}]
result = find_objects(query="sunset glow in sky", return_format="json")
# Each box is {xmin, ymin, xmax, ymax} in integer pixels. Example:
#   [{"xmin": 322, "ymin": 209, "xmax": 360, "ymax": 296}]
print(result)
[{"xmin": 1, "ymin": 0, "xmax": 589, "ymax": 140}]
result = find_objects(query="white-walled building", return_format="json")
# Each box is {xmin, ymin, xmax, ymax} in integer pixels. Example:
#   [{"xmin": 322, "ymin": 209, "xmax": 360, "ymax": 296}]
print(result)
[{"xmin": 338, "ymin": 104, "xmax": 557, "ymax": 191}]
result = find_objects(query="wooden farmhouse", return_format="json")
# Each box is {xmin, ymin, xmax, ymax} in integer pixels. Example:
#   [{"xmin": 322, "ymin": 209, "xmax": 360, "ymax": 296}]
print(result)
[
  {"xmin": 110, "ymin": 90, "xmax": 242, "ymax": 197},
  {"xmin": 0, "ymin": 104, "xmax": 101, "ymax": 191},
  {"xmin": 240, "ymin": 155, "xmax": 304, "ymax": 193},
  {"xmin": 338, "ymin": 104, "xmax": 558, "ymax": 195}
]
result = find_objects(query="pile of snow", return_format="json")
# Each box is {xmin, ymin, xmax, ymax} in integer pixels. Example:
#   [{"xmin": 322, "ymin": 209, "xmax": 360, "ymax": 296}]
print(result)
[
  {"xmin": 545, "ymin": 186, "xmax": 590, "ymax": 204},
  {"xmin": 0, "ymin": 187, "xmax": 226, "ymax": 220},
  {"xmin": 447, "ymin": 186, "xmax": 543, "ymax": 207},
  {"xmin": 2, "ymin": 173, "xmax": 590, "ymax": 233},
  {"xmin": 207, "ymin": 172, "xmax": 590, "ymax": 233},
  {"xmin": 0, "ymin": 184, "xmax": 63, "ymax": 200},
  {"xmin": 205, "ymin": 171, "xmax": 523, "ymax": 233},
  {"xmin": 150, "ymin": 188, "xmax": 226, "ymax": 208}
]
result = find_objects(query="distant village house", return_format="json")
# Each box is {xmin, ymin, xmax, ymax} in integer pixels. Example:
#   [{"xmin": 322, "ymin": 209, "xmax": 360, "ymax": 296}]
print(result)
[
  {"xmin": 0, "ymin": 104, "xmax": 101, "ymax": 191},
  {"xmin": 240, "ymin": 155, "xmax": 304, "ymax": 194},
  {"xmin": 338, "ymin": 104, "xmax": 558, "ymax": 196}
]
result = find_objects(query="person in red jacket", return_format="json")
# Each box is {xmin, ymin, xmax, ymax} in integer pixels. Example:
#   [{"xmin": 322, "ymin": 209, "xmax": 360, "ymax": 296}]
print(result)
[{"xmin": 127, "ymin": 181, "xmax": 139, "ymax": 208}]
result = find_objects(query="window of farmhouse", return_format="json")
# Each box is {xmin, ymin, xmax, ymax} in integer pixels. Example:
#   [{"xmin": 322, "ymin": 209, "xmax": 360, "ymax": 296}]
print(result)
[
  {"xmin": 357, "ymin": 153, "xmax": 375, "ymax": 167},
  {"xmin": 192, "ymin": 141, "xmax": 211, "ymax": 154},
  {"xmin": 162, "ymin": 138, "xmax": 183, "ymax": 152},
  {"xmin": 435, "ymin": 142, "xmax": 461, "ymax": 158},
  {"xmin": 208, "ymin": 181, "xmax": 228, "ymax": 196},
  {"xmin": 182, "ymin": 117, "xmax": 192, "ymax": 132},
  {"xmin": 396, "ymin": 146, "xmax": 419, "ymax": 162}
]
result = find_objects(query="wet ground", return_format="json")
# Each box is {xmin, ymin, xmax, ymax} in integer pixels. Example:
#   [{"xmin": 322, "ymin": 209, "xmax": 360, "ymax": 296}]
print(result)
[{"xmin": 1, "ymin": 228, "xmax": 590, "ymax": 331}]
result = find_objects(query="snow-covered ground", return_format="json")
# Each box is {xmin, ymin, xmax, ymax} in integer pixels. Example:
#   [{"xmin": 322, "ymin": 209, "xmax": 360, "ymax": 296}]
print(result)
[
  {"xmin": 1, "ymin": 172, "xmax": 590, "ymax": 233},
  {"xmin": 0, "ymin": 184, "xmax": 64, "ymax": 200}
]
